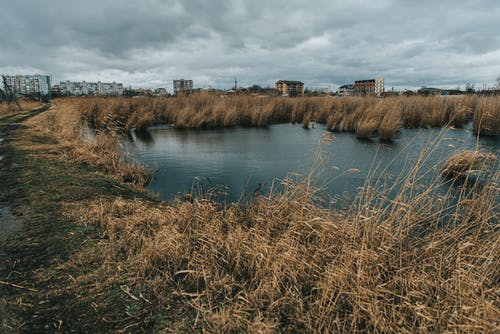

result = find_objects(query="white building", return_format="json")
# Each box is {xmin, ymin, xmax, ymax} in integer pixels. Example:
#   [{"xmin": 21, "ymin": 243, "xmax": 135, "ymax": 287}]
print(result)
[
  {"xmin": 173, "ymin": 79, "xmax": 193, "ymax": 95},
  {"xmin": 375, "ymin": 78, "xmax": 384, "ymax": 96},
  {"xmin": 3, "ymin": 74, "xmax": 51, "ymax": 99},
  {"xmin": 60, "ymin": 81, "xmax": 124, "ymax": 96}
]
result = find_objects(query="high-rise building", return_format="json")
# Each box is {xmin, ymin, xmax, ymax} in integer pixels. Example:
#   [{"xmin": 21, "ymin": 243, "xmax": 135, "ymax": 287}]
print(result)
[
  {"xmin": 60, "ymin": 81, "xmax": 123, "ymax": 96},
  {"xmin": 3, "ymin": 74, "xmax": 51, "ymax": 99},
  {"xmin": 173, "ymin": 79, "xmax": 193, "ymax": 95},
  {"xmin": 375, "ymin": 78, "xmax": 384, "ymax": 96},
  {"xmin": 275, "ymin": 80, "xmax": 305, "ymax": 97}
]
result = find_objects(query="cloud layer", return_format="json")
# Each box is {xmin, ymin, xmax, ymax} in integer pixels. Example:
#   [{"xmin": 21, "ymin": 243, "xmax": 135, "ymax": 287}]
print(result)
[{"xmin": 1, "ymin": 0, "xmax": 499, "ymax": 90}]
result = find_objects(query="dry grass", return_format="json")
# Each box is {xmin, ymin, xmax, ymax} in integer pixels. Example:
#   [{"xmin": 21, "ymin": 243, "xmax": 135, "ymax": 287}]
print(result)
[
  {"xmin": 441, "ymin": 150, "xmax": 497, "ymax": 179},
  {"xmin": 21, "ymin": 98, "xmax": 499, "ymax": 332},
  {"xmin": 24, "ymin": 98, "xmax": 151, "ymax": 187},
  {"xmin": 378, "ymin": 106, "xmax": 402, "ymax": 141},
  {"xmin": 74, "ymin": 94, "xmax": 500, "ymax": 141},
  {"xmin": 67, "ymin": 166, "xmax": 499, "ymax": 333},
  {"xmin": 473, "ymin": 97, "xmax": 500, "ymax": 136},
  {"xmin": 0, "ymin": 100, "xmax": 44, "ymax": 115}
]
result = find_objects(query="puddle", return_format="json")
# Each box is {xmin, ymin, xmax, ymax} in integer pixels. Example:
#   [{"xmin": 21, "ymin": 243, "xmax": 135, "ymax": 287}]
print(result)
[{"xmin": 0, "ymin": 206, "xmax": 22, "ymax": 243}]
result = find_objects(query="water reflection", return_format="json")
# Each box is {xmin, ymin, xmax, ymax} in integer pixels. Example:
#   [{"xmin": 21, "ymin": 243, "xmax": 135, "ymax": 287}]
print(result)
[{"xmin": 125, "ymin": 123, "xmax": 498, "ymax": 204}]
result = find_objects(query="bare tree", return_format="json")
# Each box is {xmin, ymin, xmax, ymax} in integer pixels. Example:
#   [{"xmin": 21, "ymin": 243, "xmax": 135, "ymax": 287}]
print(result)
[{"xmin": 1, "ymin": 75, "xmax": 22, "ymax": 111}]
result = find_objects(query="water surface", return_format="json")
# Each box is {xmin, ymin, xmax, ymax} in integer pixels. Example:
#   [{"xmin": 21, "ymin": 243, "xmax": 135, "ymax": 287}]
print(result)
[{"xmin": 126, "ymin": 123, "xmax": 499, "ymax": 203}]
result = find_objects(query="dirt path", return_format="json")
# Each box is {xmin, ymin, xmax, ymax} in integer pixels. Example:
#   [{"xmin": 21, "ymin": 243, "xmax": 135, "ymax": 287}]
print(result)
[{"xmin": 0, "ymin": 105, "xmax": 160, "ymax": 333}]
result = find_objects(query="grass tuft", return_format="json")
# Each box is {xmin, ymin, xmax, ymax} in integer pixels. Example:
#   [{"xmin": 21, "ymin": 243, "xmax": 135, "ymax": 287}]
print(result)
[{"xmin": 441, "ymin": 150, "xmax": 497, "ymax": 179}]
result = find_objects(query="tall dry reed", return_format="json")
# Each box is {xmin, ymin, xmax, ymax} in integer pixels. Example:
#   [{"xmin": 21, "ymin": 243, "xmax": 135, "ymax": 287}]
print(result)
[
  {"xmin": 473, "ymin": 97, "xmax": 500, "ymax": 135},
  {"xmin": 76, "ymin": 94, "xmax": 498, "ymax": 141},
  {"xmin": 28, "ymin": 98, "xmax": 499, "ymax": 332},
  {"xmin": 441, "ymin": 150, "xmax": 497, "ymax": 179},
  {"xmin": 25, "ymin": 99, "xmax": 151, "ymax": 187},
  {"xmin": 70, "ymin": 158, "xmax": 499, "ymax": 332}
]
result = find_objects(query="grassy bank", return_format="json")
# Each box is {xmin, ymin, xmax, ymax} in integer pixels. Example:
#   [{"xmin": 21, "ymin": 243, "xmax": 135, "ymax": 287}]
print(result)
[
  {"xmin": 76, "ymin": 94, "xmax": 500, "ymax": 140},
  {"xmin": 0, "ymin": 105, "xmax": 166, "ymax": 332},
  {"xmin": 1, "ymin": 100, "xmax": 499, "ymax": 332}
]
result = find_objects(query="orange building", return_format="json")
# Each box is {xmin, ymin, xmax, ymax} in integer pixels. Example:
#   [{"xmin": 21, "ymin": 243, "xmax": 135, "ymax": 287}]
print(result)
[
  {"xmin": 275, "ymin": 80, "xmax": 305, "ymax": 97},
  {"xmin": 354, "ymin": 78, "xmax": 384, "ymax": 96}
]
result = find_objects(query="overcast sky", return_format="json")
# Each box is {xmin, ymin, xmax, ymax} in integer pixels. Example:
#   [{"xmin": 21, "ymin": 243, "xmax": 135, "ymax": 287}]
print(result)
[{"xmin": 1, "ymin": 0, "xmax": 500, "ymax": 91}]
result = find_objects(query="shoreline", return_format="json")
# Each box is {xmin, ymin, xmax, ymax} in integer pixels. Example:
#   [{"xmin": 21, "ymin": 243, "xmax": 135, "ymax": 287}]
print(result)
[{"xmin": 0, "ymin": 102, "xmax": 498, "ymax": 332}]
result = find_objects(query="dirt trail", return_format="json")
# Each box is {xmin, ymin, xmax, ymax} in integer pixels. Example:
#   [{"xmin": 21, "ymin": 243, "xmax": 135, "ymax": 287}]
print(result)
[{"xmin": 0, "ymin": 104, "xmax": 162, "ymax": 333}]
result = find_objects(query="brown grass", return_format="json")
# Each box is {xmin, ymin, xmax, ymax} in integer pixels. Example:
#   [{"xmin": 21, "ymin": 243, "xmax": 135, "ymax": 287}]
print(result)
[
  {"xmin": 24, "ymin": 99, "xmax": 151, "ymax": 187},
  {"xmin": 74, "ymin": 95, "xmax": 500, "ymax": 141},
  {"xmin": 473, "ymin": 97, "xmax": 500, "ymax": 135},
  {"xmin": 0, "ymin": 100, "xmax": 44, "ymax": 115},
  {"xmin": 67, "ymin": 165, "xmax": 499, "ymax": 332},
  {"xmin": 20, "ymin": 98, "xmax": 499, "ymax": 332},
  {"xmin": 441, "ymin": 150, "xmax": 497, "ymax": 179}
]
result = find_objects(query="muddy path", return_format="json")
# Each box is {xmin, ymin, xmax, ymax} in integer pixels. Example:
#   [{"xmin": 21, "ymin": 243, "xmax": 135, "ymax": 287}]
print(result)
[
  {"xmin": 0, "ymin": 108, "xmax": 47, "ymax": 244},
  {"xmin": 0, "ymin": 105, "xmax": 161, "ymax": 333}
]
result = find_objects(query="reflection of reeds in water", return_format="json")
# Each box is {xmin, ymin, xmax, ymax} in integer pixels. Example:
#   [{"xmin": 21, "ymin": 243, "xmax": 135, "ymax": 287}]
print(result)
[{"xmin": 76, "ymin": 94, "xmax": 500, "ymax": 139}]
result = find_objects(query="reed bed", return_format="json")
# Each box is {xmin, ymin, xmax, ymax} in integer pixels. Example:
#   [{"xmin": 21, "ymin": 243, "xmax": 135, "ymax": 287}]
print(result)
[
  {"xmin": 76, "ymin": 94, "xmax": 500, "ymax": 140},
  {"xmin": 69, "ymin": 165, "xmax": 499, "ymax": 332},
  {"xmin": 26, "ymin": 99, "xmax": 499, "ymax": 332},
  {"xmin": 473, "ymin": 97, "xmax": 500, "ymax": 135}
]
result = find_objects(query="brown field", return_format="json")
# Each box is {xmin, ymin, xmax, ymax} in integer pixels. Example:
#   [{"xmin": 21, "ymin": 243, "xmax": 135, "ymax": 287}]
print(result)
[
  {"xmin": 74, "ymin": 94, "xmax": 500, "ymax": 140},
  {"xmin": 7, "ymin": 99, "xmax": 497, "ymax": 332}
]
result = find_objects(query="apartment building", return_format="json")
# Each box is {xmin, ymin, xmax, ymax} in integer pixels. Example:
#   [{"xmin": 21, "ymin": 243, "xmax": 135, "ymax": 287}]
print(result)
[
  {"xmin": 3, "ymin": 74, "xmax": 51, "ymax": 99},
  {"xmin": 338, "ymin": 84, "xmax": 355, "ymax": 96},
  {"xmin": 275, "ymin": 80, "xmax": 305, "ymax": 97},
  {"xmin": 60, "ymin": 81, "xmax": 124, "ymax": 96},
  {"xmin": 173, "ymin": 79, "xmax": 193, "ymax": 95},
  {"xmin": 354, "ymin": 78, "xmax": 384, "ymax": 96}
]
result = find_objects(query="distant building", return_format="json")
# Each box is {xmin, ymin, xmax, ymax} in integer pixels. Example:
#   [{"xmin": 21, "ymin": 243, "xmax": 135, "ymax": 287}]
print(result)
[
  {"xmin": 417, "ymin": 86, "xmax": 442, "ymax": 96},
  {"xmin": 123, "ymin": 88, "xmax": 154, "ymax": 97},
  {"xmin": 173, "ymin": 79, "xmax": 193, "ymax": 95},
  {"xmin": 275, "ymin": 80, "xmax": 305, "ymax": 97},
  {"xmin": 60, "ymin": 81, "xmax": 124, "ymax": 96},
  {"xmin": 307, "ymin": 87, "xmax": 330, "ymax": 96},
  {"xmin": 3, "ymin": 74, "xmax": 51, "ymax": 100},
  {"xmin": 338, "ymin": 84, "xmax": 355, "ymax": 96},
  {"xmin": 154, "ymin": 88, "xmax": 168, "ymax": 96},
  {"xmin": 354, "ymin": 78, "xmax": 384, "ymax": 96},
  {"xmin": 51, "ymin": 84, "xmax": 62, "ymax": 98}
]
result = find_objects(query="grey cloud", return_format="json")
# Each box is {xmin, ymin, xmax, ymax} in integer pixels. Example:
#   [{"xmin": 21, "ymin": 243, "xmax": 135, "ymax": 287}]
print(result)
[{"xmin": 1, "ymin": 0, "xmax": 499, "ymax": 90}]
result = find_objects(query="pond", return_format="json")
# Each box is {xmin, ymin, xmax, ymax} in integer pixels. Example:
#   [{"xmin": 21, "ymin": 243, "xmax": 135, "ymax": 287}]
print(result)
[{"xmin": 125, "ymin": 123, "xmax": 499, "ymax": 204}]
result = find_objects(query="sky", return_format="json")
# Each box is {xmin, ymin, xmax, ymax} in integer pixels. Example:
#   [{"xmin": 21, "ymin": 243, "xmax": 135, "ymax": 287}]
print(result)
[{"xmin": 1, "ymin": 0, "xmax": 500, "ymax": 91}]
